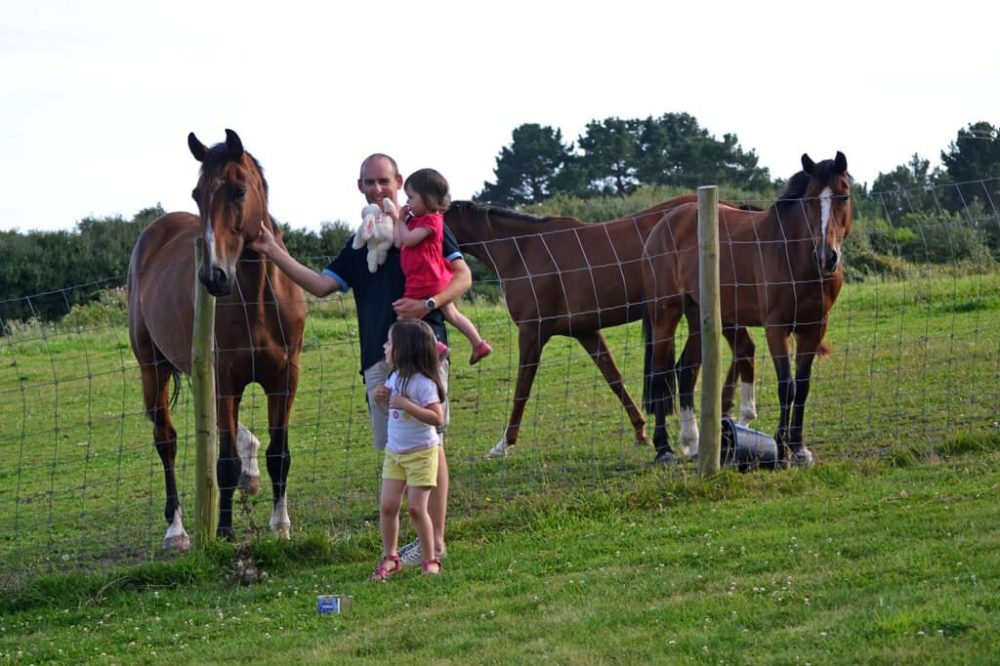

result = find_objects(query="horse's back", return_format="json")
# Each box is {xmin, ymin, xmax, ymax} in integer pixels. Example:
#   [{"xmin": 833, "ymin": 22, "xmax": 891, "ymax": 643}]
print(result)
[{"xmin": 128, "ymin": 212, "xmax": 201, "ymax": 373}]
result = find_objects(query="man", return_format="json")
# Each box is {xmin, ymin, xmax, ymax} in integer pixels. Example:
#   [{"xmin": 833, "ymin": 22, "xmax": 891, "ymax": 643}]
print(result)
[{"xmin": 250, "ymin": 153, "xmax": 469, "ymax": 565}]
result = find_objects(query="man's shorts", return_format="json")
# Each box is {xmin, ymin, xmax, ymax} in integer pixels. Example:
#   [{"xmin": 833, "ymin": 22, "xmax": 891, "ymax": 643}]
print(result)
[
  {"xmin": 364, "ymin": 356, "xmax": 450, "ymax": 451},
  {"xmin": 382, "ymin": 446, "xmax": 440, "ymax": 487}
]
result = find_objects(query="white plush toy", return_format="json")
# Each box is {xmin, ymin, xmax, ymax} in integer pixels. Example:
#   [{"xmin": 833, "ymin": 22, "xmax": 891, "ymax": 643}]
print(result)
[{"xmin": 352, "ymin": 197, "xmax": 396, "ymax": 273}]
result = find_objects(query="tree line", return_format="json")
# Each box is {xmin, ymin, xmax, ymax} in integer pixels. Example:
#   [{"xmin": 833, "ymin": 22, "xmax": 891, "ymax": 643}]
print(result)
[
  {"xmin": 2, "ymin": 116, "xmax": 997, "ymax": 325},
  {"xmin": 0, "ymin": 207, "xmax": 352, "ymax": 323}
]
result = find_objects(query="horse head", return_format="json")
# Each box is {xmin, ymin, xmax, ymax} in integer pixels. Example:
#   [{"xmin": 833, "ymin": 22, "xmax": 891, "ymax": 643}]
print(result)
[
  {"xmin": 444, "ymin": 200, "xmax": 494, "ymax": 244},
  {"xmin": 801, "ymin": 151, "xmax": 852, "ymax": 276},
  {"xmin": 188, "ymin": 129, "xmax": 270, "ymax": 296}
]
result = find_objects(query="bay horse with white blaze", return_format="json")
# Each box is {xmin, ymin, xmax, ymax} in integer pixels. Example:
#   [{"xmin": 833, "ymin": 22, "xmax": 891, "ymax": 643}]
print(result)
[
  {"xmin": 642, "ymin": 152, "xmax": 851, "ymax": 465},
  {"xmin": 128, "ymin": 129, "xmax": 306, "ymax": 549},
  {"xmin": 443, "ymin": 197, "xmax": 755, "ymax": 458}
]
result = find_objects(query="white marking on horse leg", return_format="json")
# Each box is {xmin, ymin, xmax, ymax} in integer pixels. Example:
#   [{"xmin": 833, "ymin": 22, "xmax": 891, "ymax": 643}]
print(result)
[
  {"xmin": 486, "ymin": 432, "xmax": 514, "ymax": 459},
  {"xmin": 679, "ymin": 407, "xmax": 699, "ymax": 458},
  {"xmin": 163, "ymin": 507, "xmax": 191, "ymax": 551},
  {"xmin": 739, "ymin": 382, "xmax": 758, "ymax": 425},
  {"xmin": 236, "ymin": 424, "xmax": 261, "ymax": 495},
  {"xmin": 270, "ymin": 496, "xmax": 290, "ymax": 539},
  {"xmin": 792, "ymin": 446, "xmax": 815, "ymax": 468}
]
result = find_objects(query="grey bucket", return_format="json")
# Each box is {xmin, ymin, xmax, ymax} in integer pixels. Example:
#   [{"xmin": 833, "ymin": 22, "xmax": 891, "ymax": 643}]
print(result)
[{"xmin": 721, "ymin": 417, "xmax": 779, "ymax": 471}]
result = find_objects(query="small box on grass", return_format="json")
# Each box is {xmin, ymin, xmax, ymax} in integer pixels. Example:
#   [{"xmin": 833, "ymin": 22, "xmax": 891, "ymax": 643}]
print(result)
[{"xmin": 317, "ymin": 594, "xmax": 352, "ymax": 614}]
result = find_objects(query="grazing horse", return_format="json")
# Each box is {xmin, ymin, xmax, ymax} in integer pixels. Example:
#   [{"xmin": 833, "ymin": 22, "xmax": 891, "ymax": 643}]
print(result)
[
  {"xmin": 444, "ymin": 197, "xmax": 753, "ymax": 458},
  {"xmin": 127, "ymin": 129, "xmax": 306, "ymax": 549},
  {"xmin": 642, "ymin": 152, "xmax": 851, "ymax": 465}
]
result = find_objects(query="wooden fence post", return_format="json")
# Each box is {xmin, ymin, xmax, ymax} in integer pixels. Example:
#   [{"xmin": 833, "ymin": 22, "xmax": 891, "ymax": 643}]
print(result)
[
  {"xmin": 192, "ymin": 238, "xmax": 219, "ymax": 545},
  {"xmin": 697, "ymin": 186, "xmax": 723, "ymax": 478}
]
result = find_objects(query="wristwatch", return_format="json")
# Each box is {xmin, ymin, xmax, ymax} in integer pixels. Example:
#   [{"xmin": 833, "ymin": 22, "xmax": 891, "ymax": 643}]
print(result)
[{"xmin": 424, "ymin": 297, "xmax": 437, "ymax": 312}]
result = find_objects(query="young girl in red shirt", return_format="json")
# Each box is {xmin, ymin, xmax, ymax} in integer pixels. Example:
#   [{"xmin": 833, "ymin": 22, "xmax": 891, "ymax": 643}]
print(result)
[{"xmin": 390, "ymin": 168, "xmax": 492, "ymax": 364}]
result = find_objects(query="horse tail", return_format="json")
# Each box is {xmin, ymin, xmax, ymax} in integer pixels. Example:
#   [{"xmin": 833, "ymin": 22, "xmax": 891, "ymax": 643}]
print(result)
[
  {"xmin": 168, "ymin": 368, "xmax": 182, "ymax": 410},
  {"xmin": 641, "ymin": 309, "xmax": 676, "ymax": 415}
]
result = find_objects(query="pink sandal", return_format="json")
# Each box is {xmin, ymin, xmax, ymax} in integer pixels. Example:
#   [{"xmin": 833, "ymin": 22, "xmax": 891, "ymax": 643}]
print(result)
[
  {"xmin": 371, "ymin": 553, "xmax": 402, "ymax": 581},
  {"xmin": 421, "ymin": 557, "xmax": 442, "ymax": 575},
  {"xmin": 469, "ymin": 340, "xmax": 493, "ymax": 365}
]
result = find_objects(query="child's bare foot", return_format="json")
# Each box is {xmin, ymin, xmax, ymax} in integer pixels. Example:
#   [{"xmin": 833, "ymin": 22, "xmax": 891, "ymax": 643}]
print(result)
[{"xmin": 470, "ymin": 340, "xmax": 492, "ymax": 365}]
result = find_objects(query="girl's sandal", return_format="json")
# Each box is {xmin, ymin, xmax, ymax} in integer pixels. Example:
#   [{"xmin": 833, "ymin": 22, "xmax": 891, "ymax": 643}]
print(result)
[
  {"xmin": 469, "ymin": 340, "xmax": 493, "ymax": 365},
  {"xmin": 421, "ymin": 557, "xmax": 442, "ymax": 575},
  {"xmin": 371, "ymin": 553, "xmax": 402, "ymax": 581}
]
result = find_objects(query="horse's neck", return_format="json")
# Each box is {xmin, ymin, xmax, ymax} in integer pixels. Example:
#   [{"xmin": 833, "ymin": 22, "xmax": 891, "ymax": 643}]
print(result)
[{"xmin": 467, "ymin": 216, "xmax": 583, "ymax": 270}]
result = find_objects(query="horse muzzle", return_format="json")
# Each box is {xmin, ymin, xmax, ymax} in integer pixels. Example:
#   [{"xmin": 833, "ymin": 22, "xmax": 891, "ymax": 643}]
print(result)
[
  {"xmin": 199, "ymin": 265, "xmax": 234, "ymax": 296},
  {"xmin": 813, "ymin": 248, "xmax": 841, "ymax": 276}
]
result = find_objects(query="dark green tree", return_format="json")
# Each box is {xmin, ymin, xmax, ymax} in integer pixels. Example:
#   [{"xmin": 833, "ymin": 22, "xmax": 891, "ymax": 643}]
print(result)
[
  {"xmin": 634, "ymin": 113, "xmax": 770, "ymax": 189},
  {"xmin": 577, "ymin": 117, "xmax": 642, "ymax": 196},
  {"xmin": 939, "ymin": 122, "xmax": 1000, "ymax": 212},
  {"xmin": 870, "ymin": 155, "xmax": 939, "ymax": 219},
  {"xmin": 281, "ymin": 220, "xmax": 354, "ymax": 271},
  {"xmin": 476, "ymin": 124, "xmax": 575, "ymax": 206}
]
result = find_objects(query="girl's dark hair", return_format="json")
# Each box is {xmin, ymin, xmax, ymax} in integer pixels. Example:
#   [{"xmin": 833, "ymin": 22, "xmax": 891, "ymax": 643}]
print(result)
[
  {"xmin": 404, "ymin": 168, "xmax": 451, "ymax": 213},
  {"xmin": 388, "ymin": 320, "xmax": 446, "ymax": 402}
]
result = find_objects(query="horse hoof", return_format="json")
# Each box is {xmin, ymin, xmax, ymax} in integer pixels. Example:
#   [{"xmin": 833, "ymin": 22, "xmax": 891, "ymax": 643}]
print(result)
[
  {"xmin": 162, "ymin": 533, "xmax": 192, "ymax": 552},
  {"xmin": 654, "ymin": 451, "xmax": 679, "ymax": 465},
  {"xmin": 272, "ymin": 524, "xmax": 291, "ymax": 539},
  {"xmin": 791, "ymin": 447, "xmax": 815, "ymax": 468},
  {"xmin": 486, "ymin": 440, "xmax": 514, "ymax": 459},
  {"xmin": 685, "ymin": 447, "xmax": 700, "ymax": 460},
  {"xmin": 634, "ymin": 434, "xmax": 651, "ymax": 447}
]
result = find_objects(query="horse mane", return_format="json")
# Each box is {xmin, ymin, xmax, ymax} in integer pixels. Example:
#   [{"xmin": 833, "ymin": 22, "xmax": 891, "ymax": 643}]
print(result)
[
  {"xmin": 775, "ymin": 170, "xmax": 811, "ymax": 208},
  {"xmin": 450, "ymin": 200, "xmax": 560, "ymax": 225},
  {"xmin": 774, "ymin": 158, "xmax": 852, "ymax": 215},
  {"xmin": 268, "ymin": 214, "xmax": 284, "ymax": 241}
]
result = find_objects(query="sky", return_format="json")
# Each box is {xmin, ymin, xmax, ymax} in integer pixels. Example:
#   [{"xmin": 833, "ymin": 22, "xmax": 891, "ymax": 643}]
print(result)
[{"xmin": 2, "ymin": 1, "xmax": 998, "ymax": 233}]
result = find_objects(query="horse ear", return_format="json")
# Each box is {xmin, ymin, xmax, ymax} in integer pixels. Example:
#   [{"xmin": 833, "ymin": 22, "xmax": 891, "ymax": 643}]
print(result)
[
  {"xmin": 225, "ymin": 129, "xmax": 244, "ymax": 160},
  {"xmin": 801, "ymin": 154, "xmax": 815, "ymax": 174},
  {"xmin": 834, "ymin": 151, "xmax": 847, "ymax": 174},
  {"xmin": 188, "ymin": 132, "xmax": 207, "ymax": 162}
]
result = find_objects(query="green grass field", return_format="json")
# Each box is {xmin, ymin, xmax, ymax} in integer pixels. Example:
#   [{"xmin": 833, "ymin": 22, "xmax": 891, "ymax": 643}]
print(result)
[{"xmin": 1, "ymin": 271, "xmax": 998, "ymax": 664}]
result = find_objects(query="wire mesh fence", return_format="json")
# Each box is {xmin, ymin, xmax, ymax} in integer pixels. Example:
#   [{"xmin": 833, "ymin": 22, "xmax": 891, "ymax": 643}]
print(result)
[{"xmin": 1, "ymin": 181, "xmax": 997, "ymax": 591}]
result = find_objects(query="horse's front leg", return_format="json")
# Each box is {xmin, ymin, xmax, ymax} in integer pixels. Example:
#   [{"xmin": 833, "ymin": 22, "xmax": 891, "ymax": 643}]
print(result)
[
  {"xmin": 787, "ymin": 330, "xmax": 822, "ymax": 467},
  {"xmin": 575, "ymin": 330, "xmax": 648, "ymax": 446},
  {"xmin": 676, "ymin": 334, "xmax": 702, "ymax": 459},
  {"xmin": 264, "ymin": 387, "xmax": 296, "ymax": 538},
  {"xmin": 676, "ymin": 301, "xmax": 703, "ymax": 458},
  {"xmin": 765, "ymin": 327, "xmax": 794, "ymax": 467},
  {"xmin": 216, "ymin": 398, "xmax": 241, "ymax": 540},
  {"xmin": 487, "ymin": 324, "xmax": 546, "ymax": 458},
  {"xmin": 729, "ymin": 326, "xmax": 758, "ymax": 425}
]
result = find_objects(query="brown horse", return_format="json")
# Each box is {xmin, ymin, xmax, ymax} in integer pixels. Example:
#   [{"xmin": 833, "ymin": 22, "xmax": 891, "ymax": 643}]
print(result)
[
  {"xmin": 642, "ymin": 152, "xmax": 852, "ymax": 465},
  {"xmin": 443, "ymin": 196, "xmax": 754, "ymax": 458},
  {"xmin": 128, "ymin": 129, "xmax": 306, "ymax": 549}
]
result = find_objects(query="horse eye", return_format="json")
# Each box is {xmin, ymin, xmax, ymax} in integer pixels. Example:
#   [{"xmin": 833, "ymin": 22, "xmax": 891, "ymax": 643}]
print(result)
[{"xmin": 232, "ymin": 186, "xmax": 247, "ymax": 201}]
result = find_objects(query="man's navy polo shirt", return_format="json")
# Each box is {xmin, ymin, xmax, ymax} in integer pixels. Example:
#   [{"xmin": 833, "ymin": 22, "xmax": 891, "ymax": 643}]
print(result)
[{"xmin": 322, "ymin": 227, "xmax": 463, "ymax": 374}]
